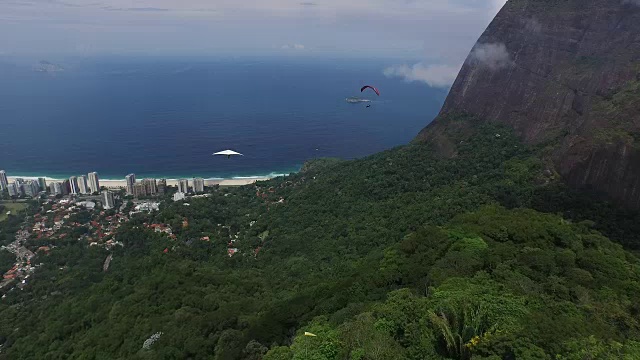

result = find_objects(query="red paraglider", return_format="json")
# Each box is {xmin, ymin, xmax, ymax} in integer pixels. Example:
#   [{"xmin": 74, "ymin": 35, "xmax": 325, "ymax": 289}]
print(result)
[{"xmin": 360, "ymin": 85, "xmax": 380, "ymax": 96}]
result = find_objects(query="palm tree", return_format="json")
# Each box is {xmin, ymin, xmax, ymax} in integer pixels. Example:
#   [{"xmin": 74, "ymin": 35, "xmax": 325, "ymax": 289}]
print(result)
[{"xmin": 428, "ymin": 302, "xmax": 492, "ymax": 360}]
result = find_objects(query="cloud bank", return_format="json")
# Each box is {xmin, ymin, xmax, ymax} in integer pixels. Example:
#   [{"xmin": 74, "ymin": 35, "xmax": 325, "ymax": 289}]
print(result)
[
  {"xmin": 103, "ymin": 7, "xmax": 170, "ymax": 12},
  {"xmin": 281, "ymin": 44, "xmax": 305, "ymax": 50},
  {"xmin": 384, "ymin": 63, "xmax": 461, "ymax": 88},
  {"xmin": 0, "ymin": 0, "xmax": 508, "ymax": 57}
]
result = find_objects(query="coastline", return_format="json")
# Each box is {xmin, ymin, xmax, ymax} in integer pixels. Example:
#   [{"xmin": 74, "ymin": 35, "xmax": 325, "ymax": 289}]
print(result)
[{"xmin": 7, "ymin": 176, "xmax": 276, "ymax": 188}]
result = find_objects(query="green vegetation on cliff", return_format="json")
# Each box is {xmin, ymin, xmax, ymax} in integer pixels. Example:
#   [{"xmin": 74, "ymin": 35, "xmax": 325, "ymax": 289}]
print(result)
[{"xmin": 0, "ymin": 124, "xmax": 638, "ymax": 359}]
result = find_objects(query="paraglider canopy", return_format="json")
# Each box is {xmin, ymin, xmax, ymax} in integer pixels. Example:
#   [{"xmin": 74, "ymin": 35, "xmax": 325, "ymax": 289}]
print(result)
[
  {"xmin": 304, "ymin": 332, "xmax": 317, "ymax": 337},
  {"xmin": 213, "ymin": 150, "xmax": 244, "ymax": 159},
  {"xmin": 360, "ymin": 85, "xmax": 380, "ymax": 96}
]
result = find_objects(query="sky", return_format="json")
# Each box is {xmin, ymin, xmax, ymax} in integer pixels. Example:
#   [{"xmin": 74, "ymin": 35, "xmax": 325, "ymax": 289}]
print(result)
[{"xmin": 0, "ymin": 0, "xmax": 508, "ymax": 87}]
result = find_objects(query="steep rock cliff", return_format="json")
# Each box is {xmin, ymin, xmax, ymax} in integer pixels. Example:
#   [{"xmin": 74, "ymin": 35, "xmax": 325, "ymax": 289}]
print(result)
[{"xmin": 417, "ymin": 0, "xmax": 640, "ymax": 208}]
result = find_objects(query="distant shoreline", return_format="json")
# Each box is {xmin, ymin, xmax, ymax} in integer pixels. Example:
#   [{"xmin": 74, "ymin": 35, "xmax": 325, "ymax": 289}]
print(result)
[{"xmin": 7, "ymin": 175, "xmax": 277, "ymax": 188}]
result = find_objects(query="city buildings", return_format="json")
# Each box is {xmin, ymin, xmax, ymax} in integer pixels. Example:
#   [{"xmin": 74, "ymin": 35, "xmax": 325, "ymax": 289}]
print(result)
[
  {"xmin": 102, "ymin": 190, "xmax": 115, "ymax": 209},
  {"xmin": 132, "ymin": 183, "xmax": 146, "ymax": 198},
  {"xmin": 13, "ymin": 179, "xmax": 26, "ymax": 197},
  {"xmin": 7, "ymin": 183, "xmax": 19, "ymax": 197},
  {"xmin": 125, "ymin": 174, "xmax": 136, "ymax": 195},
  {"xmin": 0, "ymin": 170, "xmax": 8, "ymax": 191},
  {"xmin": 37, "ymin": 178, "xmax": 47, "ymax": 192},
  {"xmin": 62, "ymin": 180, "xmax": 71, "ymax": 195},
  {"xmin": 130, "ymin": 179, "xmax": 160, "ymax": 198},
  {"xmin": 142, "ymin": 179, "xmax": 157, "ymax": 195},
  {"xmin": 78, "ymin": 175, "xmax": 89, "ymax": 194},
  {"xmin": 193, "ymin": 178, "xmax": 205, "ymax": 194},
  {"xmin": 157, "ymin": 179, "xmax": 167, "ymax": 195},
  {"xmin": 88, "ymin": 172, "xmax": 100, "ymax": 193},
  {"xmin": 172, "ymin": 192, "xmax": 186, "ymax": 202},
  {"xmin": 23, "ymin": 180, "xmax": 40, "ymax": 198},
  {"xmin": 178, "ymin": 179, "xmax": 189, "ymax": 194},
  {"xmin": 69, "ymin": 176, "xmax": 79, "ymax": 195},
  {"xmin": 50, "ymin": 182, "xmax": 63, "ymax": 196}
]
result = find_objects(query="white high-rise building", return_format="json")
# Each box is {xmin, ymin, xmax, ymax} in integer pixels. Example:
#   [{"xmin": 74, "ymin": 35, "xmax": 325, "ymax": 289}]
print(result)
[
  {"xmin": 178, "ymin": 179, "xmax": 189, "ymax": 194},
  {"xmin": 78, "ymin": 175, "xmax": 89, "ymax": 194},
  {"xmin": 0, "ymin": 170, "xmax": 8, "ymax": 191},
  {"xmin": 193, "ymin": 178, "xmax": 205, "ymax": 193},
  {"xmin": 102, "ymin": 190, "xmax": 115, "ymax": 209},
  {"xmin": 88, "ymin": 172, "xmax": 100, "ymax": 193},
  {"xmin": 69, "ymin": 176, "xmax": 79, "ymax": 194},
  {"xmin": 125, "ymin": 174, "xmax": 136, "ymax": 195},
  {"xmin": 50, "ymin": 182, "xmax": 62, "ymax": 195},
  {"xmin": 23, "ymin": 180, "xmax": 40, "ymax": 198},
  {"xmin": 7, "ymin": 182, "xmax": 19, "ymax": 197}
]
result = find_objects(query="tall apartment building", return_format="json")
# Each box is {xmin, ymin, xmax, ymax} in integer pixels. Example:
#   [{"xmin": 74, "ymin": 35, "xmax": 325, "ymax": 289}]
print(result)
[
  {"xmin": 69, "ymin": 176, "xmax": 80, "ymax": 195},
  {"xmin": 38, "ymin": 177, "xmax": 47, "ymax": 192},
  {"xmin": 88, "ymin": 172, "xmax": 100, "ymax": 193},
  {"xmin": 14, "ymin": 179, "xmax": 26, "ymax": 197},
  {"xmin": 50, "ymin": 182, "xmax": 63, "ymax": 195},
  {"xmin": 78, "ymin": 175, "xmax": 89, "ymax": 194},
  {"xmin": 125, "ymin": 174, "xmax": 136, "ymax": 195},
  {"xmin": 142, "ymin": 179, "xmax": 157, "ymax": 195},
  {"xmin": 0, "ymin": 170, "xmax": 8, "ymax": 191},
  {"xmin": 132, "ymin": 183, "xmax": 147, "ymax": 198},
  {"xmin": 157, "ymin": 179, "xmax": 167, "ymax": 195},
  {"xmin": 7, "ymin": 183, "xmax": 19, "ymax": 197},
  {"xmin": 23, "ymin": 180, "xmax": 40, "ymax": 198},
  {"xmin": 62, "ymin": 180, "xmax": 71, "ymax": 195},
  {"xmin": 102, "ymin": 190, "xmax": 115, "ymax": 209},
  {"xmin": 178, "ymin": 179, "xmax": 189, "ymax": 194},
  {"xmin": 192, "ymin": 178, "xmax": 205, "ymax": 194}
]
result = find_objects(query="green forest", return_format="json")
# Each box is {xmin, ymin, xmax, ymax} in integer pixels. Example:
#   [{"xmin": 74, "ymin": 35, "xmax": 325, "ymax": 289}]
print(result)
[{"xmin": 0, "ymin": 123, "xmax": 639, "ymax": 359}]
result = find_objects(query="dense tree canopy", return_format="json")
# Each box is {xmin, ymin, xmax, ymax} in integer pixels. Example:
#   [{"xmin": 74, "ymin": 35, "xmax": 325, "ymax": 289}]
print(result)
[{"xmin": 0, "ymin": 124, "xmax": 638, "ymax": 359}]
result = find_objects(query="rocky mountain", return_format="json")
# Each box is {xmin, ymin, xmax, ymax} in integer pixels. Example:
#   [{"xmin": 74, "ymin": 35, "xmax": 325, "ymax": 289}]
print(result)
[{"xmin": 417, "ymin": 0, "xmax": 640, "ymax": 208}]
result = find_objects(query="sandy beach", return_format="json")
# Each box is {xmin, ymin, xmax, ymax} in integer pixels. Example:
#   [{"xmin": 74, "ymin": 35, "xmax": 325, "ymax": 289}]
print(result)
[
  {"xmin": 7, "ymin": 176, "xmax": 273, "ymax": 189},
  {"xmin": 102, "ymin": 178, "xmax": 272, "ymax": 189}
]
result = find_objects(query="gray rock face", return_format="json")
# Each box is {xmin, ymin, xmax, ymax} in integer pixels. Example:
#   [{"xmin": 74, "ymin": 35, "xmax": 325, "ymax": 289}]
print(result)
[{"xmin": 417, "ymin": 0, "xmax": 640, "ymax": 208}]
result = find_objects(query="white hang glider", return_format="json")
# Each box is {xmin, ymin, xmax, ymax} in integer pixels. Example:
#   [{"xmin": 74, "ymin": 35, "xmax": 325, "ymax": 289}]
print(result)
[{"xmin": 213, "ymin": 150, "xmax": 244, "ymax": 159}]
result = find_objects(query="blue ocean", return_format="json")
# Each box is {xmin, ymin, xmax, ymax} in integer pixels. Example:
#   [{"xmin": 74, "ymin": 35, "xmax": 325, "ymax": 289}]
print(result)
[{"xmin": 0, "ymin": 56, "xmax": 447, "ymax": 179}]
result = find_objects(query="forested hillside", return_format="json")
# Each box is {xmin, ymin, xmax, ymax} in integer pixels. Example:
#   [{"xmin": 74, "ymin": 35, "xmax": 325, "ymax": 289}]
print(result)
[
  {"xmin": 417, "ymin": 0, "xmax": 640, "ymax": 209},
  {"xmin": 1, "ymin": 123, "xmax": 638, "ymax": 359}
]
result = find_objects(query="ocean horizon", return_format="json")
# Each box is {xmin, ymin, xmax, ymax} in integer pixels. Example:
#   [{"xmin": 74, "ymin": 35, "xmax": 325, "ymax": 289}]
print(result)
[{"xmin": 0, "ymin": 56, "xmax": 447, "ymax": 180}]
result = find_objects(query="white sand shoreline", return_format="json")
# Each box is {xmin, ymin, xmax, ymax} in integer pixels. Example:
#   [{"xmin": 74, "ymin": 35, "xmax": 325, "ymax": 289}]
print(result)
[{"xmin": 7, "ymin": 176, "xmax": 274, "ymax": 189}]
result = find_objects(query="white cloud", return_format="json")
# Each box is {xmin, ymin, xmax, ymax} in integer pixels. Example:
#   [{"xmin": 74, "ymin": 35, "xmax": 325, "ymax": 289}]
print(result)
[
  {"xmin": 383, "ymin": 63, "xmax": 461, "ymax": 88},
  {"xmin": 281, "ymin": 43, "xmax": 305, "ymax": 50},
  {"xmin": 0, "ymin": 0, "xmax": 507, "ymax": 56},
  {"xmin": 470, "ymin": 42, "xmax": 513, "ymax": 70}
]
